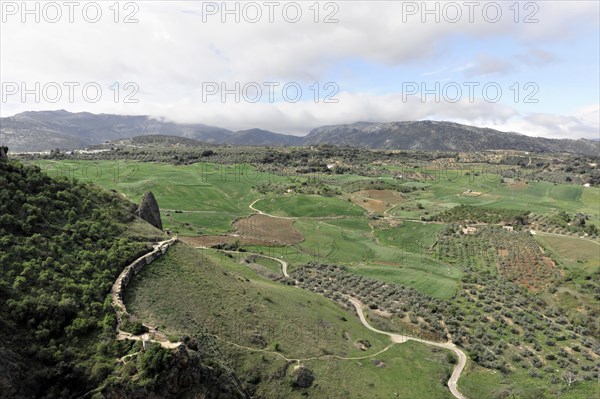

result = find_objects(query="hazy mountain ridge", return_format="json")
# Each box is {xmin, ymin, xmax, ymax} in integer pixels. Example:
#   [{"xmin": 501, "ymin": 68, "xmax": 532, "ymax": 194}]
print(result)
[
  {"xmin": 2, "ymin": 110, "xmax": 598, "ymax": 155},
  {"xmin": 1, "ymin": 110, "xmax": 233, "ymax": 152},
  {"xmin": 303, "ymin": 120, "xmax": 600, "ymax": 155}
]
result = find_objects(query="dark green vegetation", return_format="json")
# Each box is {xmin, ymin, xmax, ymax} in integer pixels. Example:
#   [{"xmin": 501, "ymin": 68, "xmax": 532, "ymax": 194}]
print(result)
[
  {"xmin": 428, "ymin": 204, "xmax": 530, "ymax": 225},
  {"xmin": 0, "ymin": 160, "xmax": 147, "ymax": 397},
  {"xmin": 22, "ymin": 138, "xmax": 600, "ymax": 188},
  {"xmin": 289, "ymin": 256, "xmax": 599, "ymax": 399},
  {"xmin": 0, "ymin": 160, "xmax": 247, "ymax": 398}
]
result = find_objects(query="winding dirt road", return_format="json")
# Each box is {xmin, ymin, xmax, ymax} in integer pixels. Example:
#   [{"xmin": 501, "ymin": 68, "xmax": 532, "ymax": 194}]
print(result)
[
  {"xmin": 208, "ymin": 247, "xmax": 290, "ymax": 278},
  {"xmin": 194, "ymin": 200, "xmax": 470, "ymax": 398},
  {"xmin": 249, "ymin": 198, "xmax": 294, "ymax": 220},
  {"xmin": 209, "ymin": 244, "xmax": 468, "ymax": 399},
  {"xmin": 349, "ymin": 298, "xmax": 468, "ymax": 399},
  {"xmin": 259, "ymin": 253, "xmax": 289, "ymax": 278}
]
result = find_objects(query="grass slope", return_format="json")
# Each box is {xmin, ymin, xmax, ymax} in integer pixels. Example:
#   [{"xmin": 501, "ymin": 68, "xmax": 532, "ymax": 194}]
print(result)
[{"xmin": 124, "ymin": 243, "xmax": 456, "ymax": 398}]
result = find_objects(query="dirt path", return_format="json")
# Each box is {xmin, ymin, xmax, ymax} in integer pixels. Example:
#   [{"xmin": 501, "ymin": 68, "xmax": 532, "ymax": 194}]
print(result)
[
  {"xmin": 211, "ymin": 332, "xmax": 396, "ymax": 364},
  {"xmin": 195, "ymin": 245, "xmax": 290, "ymax": 278},
  {"xmin": 348, "ymin": 298, "xmax": 468, "ymax": 399},
  {"xmin": 535, "ymin": 230, "xmax": 600, "ymax": 246},
  {"xmin": 261, "ymin": 253, "xmax": 289, "ymax": 278},
  {"xmin": 193, "ymin": 231, "xmax": 470, "ymax": 398},
  {"xmin": 249, "ymin": 198, "xmax": 294, "ymax": 220}
]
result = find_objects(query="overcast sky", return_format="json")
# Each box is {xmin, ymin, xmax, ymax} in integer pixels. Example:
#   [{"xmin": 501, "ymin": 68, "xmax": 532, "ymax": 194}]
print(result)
[{"xmin": 1, "ymin": 1, "xmax": 599, "ymax": 138}]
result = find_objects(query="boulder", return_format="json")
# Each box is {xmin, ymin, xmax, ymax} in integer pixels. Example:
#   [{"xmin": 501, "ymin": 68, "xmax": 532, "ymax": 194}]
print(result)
[
  {"xmin": 290, "ymin": 366, "xmax": 314, "ymax": 389},
  {"xmin": 0, "ymin": 146, "xmax": 8, "ymax": 160},
  {"xmin": 139, "ymin": 191, "xmax": 163, "ymax": 230}
]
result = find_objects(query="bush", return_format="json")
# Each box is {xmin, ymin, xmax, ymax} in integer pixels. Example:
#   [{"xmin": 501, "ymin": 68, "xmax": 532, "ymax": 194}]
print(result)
[
  {"xmin": 128, "ymin": 321, "xmax": 149, "ymax": 335},
  {"xmin": 138, "ymin": 344, "xmax": 173, "ymax": 375},
  {"xmin": 446, "ymin": 352, "xmax": 457, "ymax": 364}
]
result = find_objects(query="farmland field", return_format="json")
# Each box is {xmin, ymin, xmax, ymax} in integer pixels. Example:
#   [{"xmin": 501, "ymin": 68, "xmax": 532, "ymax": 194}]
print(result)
[{"xmin": 29, "ymin": 157, "xmax": 600, "ymax": 399}]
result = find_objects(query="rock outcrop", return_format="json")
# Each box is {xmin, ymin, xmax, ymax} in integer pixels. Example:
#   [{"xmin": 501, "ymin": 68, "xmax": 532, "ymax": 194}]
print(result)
[
  {"xmin": 103, "ymin": 341, "xmax": 249, "ymax": 399},
  {"xmin": 291, "ymin": 366, "xmax": 314, "ymax": 389},
  {"xmin": 139, "ymin": 191, "xmax": 163, "ymax": 230},
  {"xmin": 0, "ymin": 146, "xmax": 8, "ymax": 160}
]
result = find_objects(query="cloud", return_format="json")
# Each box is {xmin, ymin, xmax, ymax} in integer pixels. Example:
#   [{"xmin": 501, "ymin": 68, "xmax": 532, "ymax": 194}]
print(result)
[
  {"xmin": 461, "ymin": 55, "xmax": 514, "ymax": 77},
  {"xmin": 494, "ymin": 105, "xmax": 600, "ymax": 140},
  {"xmin": 516, "ymin": 49, "xmax": 559, "ymax": 66},
  {"xmin": 0, "ymin": 1, "xmax": 598, "ymax": 139}
]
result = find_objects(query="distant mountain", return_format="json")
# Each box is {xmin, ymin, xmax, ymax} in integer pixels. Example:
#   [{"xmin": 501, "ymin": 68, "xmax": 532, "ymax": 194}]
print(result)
[
  {"xmin": 229, "ymin": 129, "xmax": 302, "ymax": 146},
  {"xmin": 0, "ymin": 110, "xmax": 234, "ymax": 152},
  {"xmin": 2, "ymin": 110, "xmax": 598, "ymax": 155},
  {"xmin": 302, "ymin": 121, "xmax": 600, "ymax": 155}
]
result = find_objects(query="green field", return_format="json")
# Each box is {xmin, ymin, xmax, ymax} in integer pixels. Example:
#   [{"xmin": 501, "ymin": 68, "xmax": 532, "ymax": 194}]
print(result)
[
  {"xmin": 33, "ymin": 160, "xmax": 284, "ymax": 234},
  {"xmin": 30, "ymin": 158, "xmax": 600, "ymax": 399},
  {"xmin": 125, "ymin": 243, "xmax": 456, "ymax": 398},
  {"xmin": 349, "ymin": 259, "xmax": 461, "ymax": 300},
  {"xmin": 253, "ymin": 194, "xmax": 365, "ymax": 218}
]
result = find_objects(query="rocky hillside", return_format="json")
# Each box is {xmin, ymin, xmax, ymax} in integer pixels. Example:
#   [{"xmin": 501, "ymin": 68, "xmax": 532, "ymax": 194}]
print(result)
[
  {"xmin": 302, "ymin": 121, "xmax": 600, "ymax": 155},
  {"xmin": 0, "ymin": 110, "xmax": 298, "ymax": 152}
]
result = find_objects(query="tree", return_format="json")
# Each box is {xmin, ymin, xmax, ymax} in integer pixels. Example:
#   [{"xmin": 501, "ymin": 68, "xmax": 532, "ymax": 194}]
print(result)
[{"xmin": 563, "ymin": 370, "xmax": 577, "ymax": 386}]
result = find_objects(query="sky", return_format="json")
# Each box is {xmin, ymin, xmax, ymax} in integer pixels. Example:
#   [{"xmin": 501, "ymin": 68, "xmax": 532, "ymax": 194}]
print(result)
[{"xmin": 1, "ymin": 0, "xmax": 599, "ymax": 139}]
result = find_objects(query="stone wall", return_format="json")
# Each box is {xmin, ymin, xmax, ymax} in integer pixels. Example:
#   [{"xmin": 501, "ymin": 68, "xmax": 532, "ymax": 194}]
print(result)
[{"xmin": 112, "ymin": 237, "xmax": 177, "ymax": 327}]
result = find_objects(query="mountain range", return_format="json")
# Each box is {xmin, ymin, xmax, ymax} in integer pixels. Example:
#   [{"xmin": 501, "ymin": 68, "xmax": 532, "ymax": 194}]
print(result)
[{"xmin": 1, "ymin": 110, "xmax": 598, "ymax": 155}]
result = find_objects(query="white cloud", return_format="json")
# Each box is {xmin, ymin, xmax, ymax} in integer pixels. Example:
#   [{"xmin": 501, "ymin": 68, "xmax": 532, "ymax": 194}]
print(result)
[
  {"xmin": 491, "ymin": 105, "xmax": 600, "ymax": 140},
  {"xmin": 462, "ymin": 55, "xmax": 514, "ymax": 77},
  {"xmin": 1, "ymin": 1, "xmax": 598, "ymax": 139}
]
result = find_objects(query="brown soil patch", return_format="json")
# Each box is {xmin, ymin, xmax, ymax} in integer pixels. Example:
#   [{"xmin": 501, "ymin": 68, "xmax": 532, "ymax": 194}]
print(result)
[
  {"xmin": 363, "ymin": 189, "xmax": 404, "ymax": 203},
  {"xmin": 542, "ymin": 256, "xmax": 556, "ymax": 268},
  {"xmin": 509, "ymin": 181, "xmax": 527, "ymax": 190},
  {"xmin": 180, "ymin": 215, "xmax": 303, "ymax": 248},
  {"xmin": 179, "ymin": 235, "xmax": 267, "ymax": 247},
  {"xmin": 233, "ymin": 214, "xmax": 303, "ymax": 245},
  {"xmin": 350, "ymin": 190, "xmax": 404, "ymax": 213},
  {"xmin": 463, "ymin": 191, "xmax": 483, "ymax": 197},
  {"xmin": 351, "ymin": 197, "xmax": 386, "ymax": 213},
  {"xmin": 372, "ymin": 309, "xmax": 393, "ymax": 318}
]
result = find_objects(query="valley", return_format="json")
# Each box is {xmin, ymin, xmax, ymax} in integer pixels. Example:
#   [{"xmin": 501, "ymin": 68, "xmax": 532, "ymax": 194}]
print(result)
[{"xmin": 16, "ymin": 147, "xmax": 599, "ymax": 399}]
